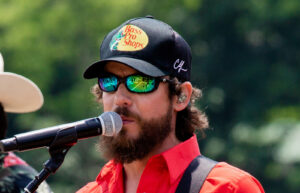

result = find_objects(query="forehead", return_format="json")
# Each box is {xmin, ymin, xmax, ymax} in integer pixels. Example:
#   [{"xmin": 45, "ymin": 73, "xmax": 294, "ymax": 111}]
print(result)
[{"xmin": 103, "ymin": 61, "xmax": 138, "ymax": 76}]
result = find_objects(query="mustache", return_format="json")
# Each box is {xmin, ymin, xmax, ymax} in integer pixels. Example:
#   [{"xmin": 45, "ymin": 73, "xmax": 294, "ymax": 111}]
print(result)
[{"xmin": 114, "ymin": 107, "xmax": 140, "ymax": 121}]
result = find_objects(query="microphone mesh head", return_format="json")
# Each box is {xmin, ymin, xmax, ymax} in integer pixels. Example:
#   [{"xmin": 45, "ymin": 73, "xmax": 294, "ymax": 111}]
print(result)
[{"xmin": 99, "ymin": 112, "xmax": 122, "ymax": 136}]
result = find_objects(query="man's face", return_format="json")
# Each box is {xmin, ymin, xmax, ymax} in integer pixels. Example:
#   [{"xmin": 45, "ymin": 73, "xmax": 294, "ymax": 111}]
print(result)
[{"xmin": 99, "ymin": 61, "xmax": 175, "ymax": 163}]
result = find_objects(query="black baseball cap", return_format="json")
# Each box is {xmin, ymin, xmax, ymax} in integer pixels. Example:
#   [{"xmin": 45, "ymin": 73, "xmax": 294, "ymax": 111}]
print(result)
[{"xmin": 84, "ymin": 16, "xmax": 192, "ymax": 82}]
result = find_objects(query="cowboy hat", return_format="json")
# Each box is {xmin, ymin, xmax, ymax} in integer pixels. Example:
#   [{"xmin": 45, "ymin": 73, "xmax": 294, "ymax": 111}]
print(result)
[{"xmin": 0, "ymin": 52, "xmax": 43, "ymax": 113}]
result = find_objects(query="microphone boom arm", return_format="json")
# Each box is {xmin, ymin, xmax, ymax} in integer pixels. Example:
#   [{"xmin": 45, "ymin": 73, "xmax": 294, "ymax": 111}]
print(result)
[{"xmin": 24, "ymin": 126, "xmax": 78, "ymax": 193}]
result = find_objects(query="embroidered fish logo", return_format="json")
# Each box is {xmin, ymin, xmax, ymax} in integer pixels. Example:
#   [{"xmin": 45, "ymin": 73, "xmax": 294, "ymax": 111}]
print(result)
[{"xmin": 110, "ymin": 30, "xmax": 125, "ymax": 51}]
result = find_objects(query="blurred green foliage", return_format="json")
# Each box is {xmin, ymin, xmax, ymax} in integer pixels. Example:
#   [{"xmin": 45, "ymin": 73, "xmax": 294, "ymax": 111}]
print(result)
[{"xmin": 0, "ymin": 0, "xmax": 299, "ymax": 192}]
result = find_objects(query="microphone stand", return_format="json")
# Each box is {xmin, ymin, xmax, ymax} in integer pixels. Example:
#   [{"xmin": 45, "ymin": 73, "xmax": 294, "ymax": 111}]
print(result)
[{"xmin": 24, "ymin": 126, "xmax": 78, "ymax": 193}]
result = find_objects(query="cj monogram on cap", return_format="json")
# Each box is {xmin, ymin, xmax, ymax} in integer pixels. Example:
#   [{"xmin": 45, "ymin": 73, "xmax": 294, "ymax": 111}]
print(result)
[
  {"xmin": 110, "ymin": 25, "xmax": 149, "ymax": 51},
  {"xmin": 173, "ymin": 59, "xmax": 188, "ymax": 73}
]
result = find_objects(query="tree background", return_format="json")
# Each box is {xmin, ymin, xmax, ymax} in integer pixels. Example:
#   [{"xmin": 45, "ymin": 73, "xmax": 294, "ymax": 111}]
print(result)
[{"xmin": 0, "ymin": 0, "xmax": 299, "ymax": 192}]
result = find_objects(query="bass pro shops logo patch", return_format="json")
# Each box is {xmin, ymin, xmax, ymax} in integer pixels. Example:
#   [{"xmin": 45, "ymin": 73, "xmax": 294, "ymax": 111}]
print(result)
[{"xmin": 109, "ymin": 25, "xmax": 149, "ymax": 51}]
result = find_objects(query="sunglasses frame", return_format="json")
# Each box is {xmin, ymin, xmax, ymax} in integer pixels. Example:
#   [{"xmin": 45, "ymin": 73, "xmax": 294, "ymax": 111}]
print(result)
[{"xmin": 98, "ymin": 73, "xmax": 171, "ymax": 93}]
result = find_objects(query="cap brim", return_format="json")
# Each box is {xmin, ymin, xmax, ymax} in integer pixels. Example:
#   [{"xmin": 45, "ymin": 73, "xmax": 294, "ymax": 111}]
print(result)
[
  {"xmin": 0, "ymin": 72, "xmax": 44, "ymax": 113},
  {"xmin": 83, "ymin": 57, "xmax": 167, "ymax": 79}
]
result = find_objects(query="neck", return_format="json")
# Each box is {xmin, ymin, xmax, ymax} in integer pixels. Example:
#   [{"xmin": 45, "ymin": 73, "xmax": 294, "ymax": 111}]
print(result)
[{"xmin": 123, "ymin": 158, "xmax": 147, "ymax": 193}]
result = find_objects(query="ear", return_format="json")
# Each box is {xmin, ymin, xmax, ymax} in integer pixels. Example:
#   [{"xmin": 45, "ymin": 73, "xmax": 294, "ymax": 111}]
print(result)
[{"xmin": 173, "ymin": 81, "xmax": 192, "ymax": 112}]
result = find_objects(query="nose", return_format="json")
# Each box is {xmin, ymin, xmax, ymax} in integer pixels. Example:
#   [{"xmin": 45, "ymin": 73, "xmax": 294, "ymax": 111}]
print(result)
[{"xmin": 114, "ymin": 83, "xmax": 132, "ymax": 107}]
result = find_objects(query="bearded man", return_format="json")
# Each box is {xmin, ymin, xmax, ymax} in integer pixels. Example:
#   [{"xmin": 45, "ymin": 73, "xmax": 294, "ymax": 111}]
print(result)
[{"xmin": 77, "ymin": 16, "xmax": 265, "ymax": 193}]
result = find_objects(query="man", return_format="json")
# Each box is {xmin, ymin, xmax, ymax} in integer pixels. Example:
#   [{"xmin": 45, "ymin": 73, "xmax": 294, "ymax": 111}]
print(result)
[
  {"xmin": 0, "ymin": 52, "xmax": 52, "ymax": 193},
  {"xmin": 77, "ymin": 16, "xmax": 265, "ymax": 193}
]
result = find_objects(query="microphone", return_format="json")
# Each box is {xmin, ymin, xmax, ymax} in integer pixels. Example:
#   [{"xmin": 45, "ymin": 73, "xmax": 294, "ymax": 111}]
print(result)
[{"xmin": 0, "ymin": 111, "xmax": 122, "ymax": 153}]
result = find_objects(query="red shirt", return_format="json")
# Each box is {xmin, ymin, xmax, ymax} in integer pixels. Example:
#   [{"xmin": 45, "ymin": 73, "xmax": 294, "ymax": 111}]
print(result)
[{"xmin": 77, "ymin": 135, "xmax": 265, "ymax": 193}]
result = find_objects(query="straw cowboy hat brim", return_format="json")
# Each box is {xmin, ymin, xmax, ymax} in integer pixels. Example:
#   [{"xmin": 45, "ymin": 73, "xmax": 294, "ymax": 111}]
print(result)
[
  {"xmin": 0, "ymin": 52, "xmax": 43, "ymax": 113},
  {"xmin": 0, "ymin": 72, "xmax": 44, "ymax": 113}
]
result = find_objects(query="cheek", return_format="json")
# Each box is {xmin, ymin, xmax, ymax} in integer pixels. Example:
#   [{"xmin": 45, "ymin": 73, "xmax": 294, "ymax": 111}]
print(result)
[
  {"xmin": 102, "ymin": 93, "xmax": 113, "ymax": 111},
  {"xmin": 137, "ymin": 92, "xmax": 171, "ymax": 118}
]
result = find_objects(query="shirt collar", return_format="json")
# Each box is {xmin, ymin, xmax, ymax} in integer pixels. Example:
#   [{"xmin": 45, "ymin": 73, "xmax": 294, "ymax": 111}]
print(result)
[
  {"xmin": 161, "ymin": 134, "xmax": 200, "ymax": 184},
  {"xmin": 97, "ymin": 135, "xmax": 201, "ymax": 186}
]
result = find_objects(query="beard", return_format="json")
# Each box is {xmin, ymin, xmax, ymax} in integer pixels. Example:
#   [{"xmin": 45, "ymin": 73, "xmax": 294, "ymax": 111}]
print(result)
[{"xmin": 98, "ymin": 105, "xmax": 173, "ymax": 164}]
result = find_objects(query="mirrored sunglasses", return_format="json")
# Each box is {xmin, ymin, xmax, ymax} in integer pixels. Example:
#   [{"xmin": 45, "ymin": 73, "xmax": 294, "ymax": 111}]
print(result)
[{"xmin": 98, "ymin": 74, "xmax": 170, "ymax": 93}]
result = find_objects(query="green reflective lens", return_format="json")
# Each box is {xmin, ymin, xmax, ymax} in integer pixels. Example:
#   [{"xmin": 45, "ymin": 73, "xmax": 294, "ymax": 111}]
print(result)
[{"xmin": 127, "ymin": 75, "xmax": 155, "ymax": 93}]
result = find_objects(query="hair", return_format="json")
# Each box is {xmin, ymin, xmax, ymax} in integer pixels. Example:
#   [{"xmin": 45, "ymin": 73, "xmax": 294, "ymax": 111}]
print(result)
[
  {"xmin": 0, "ymin": 103, "xmax": 8, "ymax": 139},
  {"xmin": 91, "ymin": 77, "xmax": 209, "ymax": 141}
]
